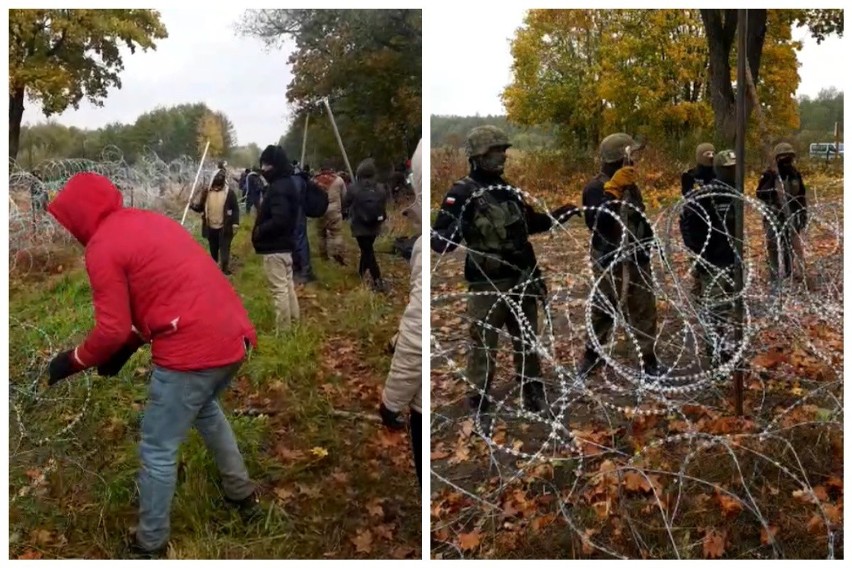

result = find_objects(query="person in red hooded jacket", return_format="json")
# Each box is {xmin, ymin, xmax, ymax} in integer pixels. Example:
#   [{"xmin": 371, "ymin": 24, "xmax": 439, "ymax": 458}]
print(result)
[{"xmin": 45, "ymin": 172, "xmax": 259, "ymax": 558}]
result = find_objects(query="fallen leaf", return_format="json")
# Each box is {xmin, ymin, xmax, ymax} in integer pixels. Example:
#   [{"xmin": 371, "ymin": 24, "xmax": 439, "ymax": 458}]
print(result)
[
  {"xmin": 273, "ymin": 487, "xmax": 295, "ymax": 502},
  {"xmin": 310, "ymin": 446, "xmax": 329, "ymax": 459},
  {"xmin": 330, "ymin": 471, "xmax": 349, "ymax": 484},
  {"xmin": 760, "ymin": 525, "xmax": 778, "ymax": 546},
  {"xmin": 717, "ymin": 493, "xmax": 743, "ymax": 518},
  {"xmin": 430, "ymin": 447, "xmax": 451, "ymax": 460},
  {"xmin": 812, "ymin": 485, "xmax": 829, "ymax": 502},
  {"xmin": 351, "ymin": 529, "xmax": 373, "ymax": 554},
  {"xmin": 623, "ymin": 471, "xmax": 652, "ymax": 493},
  {"xmin": 458, "ymin": 530, "xmax": 482, "ymax": 551},
  {"xmin": 374, "ymin": 523, "xmax": 395, "ymax": 541},
  {"xmin": 274, "ymin": 444, "xmax": 305, "ymax": 461},
  {"xmin": 16, "ymin": 550, "xmax": 42, "ymax": 560},
  {"xmin": 31, "ymin": 529, "xmax": 52, "ymax": 546},
  {"xmin": 703, "ymin": 529, "xmax": 726, "ymax": 559},
  {"xmin": 367, "ymin": 500, "xmax": 384, "ymax": 518},
  {"xmin": 823, "ymin": 504, "xmax": 842, "ymax": 525},
  {"xmin": 792, "ymin": 489, "xmax": 815, "ymax": 504},
  {"xmin": 581, "ymin": 528, "xmax": 599, "ymax": 555},
  {"xmin": 806, "ymin": 514, "xmax": 824, "ymax": 534}
]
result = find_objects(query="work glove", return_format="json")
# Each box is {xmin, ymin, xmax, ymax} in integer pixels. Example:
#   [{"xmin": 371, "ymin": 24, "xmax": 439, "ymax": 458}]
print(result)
[
  {"xmin": 48, "ymin": 350, "xmax": 85, "ymax": 386},
  {"xmin": 549, "ymin": 203, "xmax": 578, "ymax": 224},
  {"xmin": 97, "ymin": 342, "xmax": 143, "ymax": 377},
  {"xmin": 603, "ymin": 166, "xmax": 638, "ymax": 200},
  {"xmin": 379, "ymin": 401, "xmax": 406, "ymax": 431}
]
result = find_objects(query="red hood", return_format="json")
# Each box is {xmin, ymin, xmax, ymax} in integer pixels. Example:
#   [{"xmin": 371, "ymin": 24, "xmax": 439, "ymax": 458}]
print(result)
[{"xmin": 47, "ymin": 173, "xmax": 124, "ymax": 245}]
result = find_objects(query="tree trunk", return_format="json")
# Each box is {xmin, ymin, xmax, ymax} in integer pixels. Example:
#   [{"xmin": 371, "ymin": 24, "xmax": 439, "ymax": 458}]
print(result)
[
  {"xmin": 9, "ymin": 87, "xmax": 25, "ymax": 161},
  {"xmin": 700, "ymin": 9, "xmax": 767, "ymax": 147}
]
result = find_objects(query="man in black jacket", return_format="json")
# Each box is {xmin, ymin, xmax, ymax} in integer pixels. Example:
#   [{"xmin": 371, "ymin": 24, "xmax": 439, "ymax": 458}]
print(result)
[
  {"xmin": 253, "ymin": 145, "xmax": 301, "ymax": 330},
  {"xmin": 756, "ymin": 142, "xmax": 808, "ymax": 284},
  {"xmin": 681, "ymin": 143, "xmax": 716, "ymax": 196},
  {"xmin": 679, "ymin": 149, "xmax": 742, "ymax": 363},
  {"xmin": 431, "ymin": 125, "xmax": 576, "ymax": 426},
  {"xmin": 579, "ymin": 133, "xmax": 665, "ymax": 378}
]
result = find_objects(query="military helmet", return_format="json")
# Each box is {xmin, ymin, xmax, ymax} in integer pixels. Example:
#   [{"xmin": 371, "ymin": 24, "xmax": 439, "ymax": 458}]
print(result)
[
  {"xmin": 464, "ymin": 125, "xmax": 511, "ymax": 158},
  {"xmin": 773, "ymin": 142, "xmax": 796, "ymax": 159},
  {"xmin": 713, "ymin": 149, "xmax": 736, "ymax": 168},
  {"xmin": 695, "ymin": 143, "xmax": 715, "ymax": 167},
  {"xmin": 600, "ymin": 133, "xmax": 643, "ymax": 163}
]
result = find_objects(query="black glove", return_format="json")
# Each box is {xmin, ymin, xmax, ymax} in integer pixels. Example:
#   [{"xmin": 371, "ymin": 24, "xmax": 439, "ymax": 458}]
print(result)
[
  {"xmin": 549, "ymin": 203, "xmax": 578, "ymax": 224},
  {"xmin": 97, "ymin": 342, "xmax": 143, "ymax": 377},
  {"xmin": 48, "ymin": 350, "xmax": 84, "ymax": 386},
  {"xmin": 379, "ymin": 401, "xmax": 406, "ymax": 431}
]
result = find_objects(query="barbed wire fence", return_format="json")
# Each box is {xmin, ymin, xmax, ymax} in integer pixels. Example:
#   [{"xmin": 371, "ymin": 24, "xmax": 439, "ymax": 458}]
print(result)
[{"xmin": 430, "ymin": 180, "xmax": 843, "ymax": 559}]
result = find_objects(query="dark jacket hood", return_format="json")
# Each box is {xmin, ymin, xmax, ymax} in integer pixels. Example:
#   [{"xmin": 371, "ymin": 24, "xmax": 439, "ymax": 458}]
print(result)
[
  {"xmin": 47, "ymin": 172, "xmax": 124, "ymax": 245},
  {"xmin": 260, "ymin": 145, "xmax": 294, "ymax": 180},
  {"xmin": 356, "ymin": 158, "xmax": 377, "ymax": 181}
]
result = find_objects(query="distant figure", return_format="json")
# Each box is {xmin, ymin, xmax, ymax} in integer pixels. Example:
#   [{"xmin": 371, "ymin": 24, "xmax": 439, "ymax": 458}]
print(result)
[
  {"xmin": 313, "ymin": 163, "xmax": 347, "ymax": 266},
  {"xmin": 190, "ymin": 170, "xmax": 240, "ymax": 275},
  {"xmin": 343, "ymin": 158, "xmax": 389, "ymax": 292},
  {"xmin": 244, "ymin": 168, "xmax": 264, "ymax": 215},
  {"xmin": 756, "ymin": 142, "xmax": 809, "ymax": 285}
]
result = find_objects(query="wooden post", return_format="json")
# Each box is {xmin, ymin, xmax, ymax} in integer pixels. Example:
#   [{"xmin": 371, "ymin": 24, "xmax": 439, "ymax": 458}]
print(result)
[
  {"xmin": 834, "ymin": 121, "xmax": 840, "ymax": 161},
  {"xmin": 733, "ymin": 9, "xmax": 747, "ymax": 417}
]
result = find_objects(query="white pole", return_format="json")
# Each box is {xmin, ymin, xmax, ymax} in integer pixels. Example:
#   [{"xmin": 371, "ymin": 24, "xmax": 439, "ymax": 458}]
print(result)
[
  {"xmin": 181, "ymin": 140, "xmax": 211, "ymax": 226},
  {"xmin": 300, "ymin": 113, "xmax": 309, "ymax": 167},
  {"xmin": 322, "ymin": 97, "xmax": 355, "ymax": 182}
]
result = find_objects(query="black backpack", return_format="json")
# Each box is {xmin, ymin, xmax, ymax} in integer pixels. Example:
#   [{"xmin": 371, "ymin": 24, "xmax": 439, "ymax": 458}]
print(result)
[
  {"xmin": 355, "ymin": 183, "xmax": 387, "ymax": 225},
  {"xmin": 295, "ymin": 174, "xmax": 329, "ymax": 218}
]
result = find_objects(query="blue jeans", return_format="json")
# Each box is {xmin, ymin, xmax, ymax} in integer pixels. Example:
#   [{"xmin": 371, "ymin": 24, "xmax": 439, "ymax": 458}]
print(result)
[{"xmin": 136, "ymin": 362, "xmax": 254, "ymax": 551}]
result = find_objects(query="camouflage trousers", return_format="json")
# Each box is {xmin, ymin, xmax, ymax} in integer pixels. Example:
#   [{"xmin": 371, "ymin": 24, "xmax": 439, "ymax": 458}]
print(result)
[
  {"xmin": 588, "ymin": 252, "xmax": 657, "ymax": 359},
  {"xmin": 691, "ymin": 263, "xmax": 738, "ymax": 357},
  {"xmin": 466, "ymin": 279, "xmax": 543, "ymax": 400},
  {"xmin": 318, "ymin": 209, "xmax": 344, "ymax": 259}
]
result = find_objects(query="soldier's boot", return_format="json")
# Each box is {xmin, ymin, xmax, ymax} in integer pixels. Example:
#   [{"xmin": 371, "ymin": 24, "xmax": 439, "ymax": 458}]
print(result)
[{"xmin": 520, "ymin": 380, "xmax": 548, "ymax": 414}]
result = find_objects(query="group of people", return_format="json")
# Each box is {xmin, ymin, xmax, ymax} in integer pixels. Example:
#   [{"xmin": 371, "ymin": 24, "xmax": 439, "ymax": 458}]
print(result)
[
  {"xmin": 192, "ymin": 151, "xmax": 394, "ymax": 304},
  {"xmin": 432, "ymin": 125, "xmax": 810, "ymax": 430},
  {"xmin": 41, "ymin": 138, "xmax": 423, "ymax": 558}
]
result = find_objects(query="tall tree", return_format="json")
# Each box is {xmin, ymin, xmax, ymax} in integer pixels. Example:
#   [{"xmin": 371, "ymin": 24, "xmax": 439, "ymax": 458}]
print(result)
[
  {"xmin": 238, "ymin": 9, "xmax": 422, "ymax": 169},
  {"xmin": 699, "ymin": 8, "xmax": 842, "ymax": 144},
  {"xmin": 8, "ymin": 9, "xmax": 168, "ymax": 160}
]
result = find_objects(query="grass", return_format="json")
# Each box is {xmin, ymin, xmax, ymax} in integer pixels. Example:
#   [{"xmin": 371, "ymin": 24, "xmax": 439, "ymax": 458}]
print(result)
[{"xmin": 9, "ymin": 212, "xmax": 422, "ymax": 560}]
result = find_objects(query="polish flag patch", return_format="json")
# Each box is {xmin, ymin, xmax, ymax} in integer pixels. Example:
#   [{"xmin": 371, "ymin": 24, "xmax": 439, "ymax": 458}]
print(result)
[{"xmin": 445, "ymin": 196, "xmax": 456, "ymax": 205}]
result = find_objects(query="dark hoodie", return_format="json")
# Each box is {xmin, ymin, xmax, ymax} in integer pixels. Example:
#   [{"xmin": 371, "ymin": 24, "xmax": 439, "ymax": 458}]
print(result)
[
  {"xmin": 252, "ymin": 145, "xmax": 299, "ymax": 254},
  {"xmin": 343, "ymin": 158, "xmax": 388, "ymax": 238}
]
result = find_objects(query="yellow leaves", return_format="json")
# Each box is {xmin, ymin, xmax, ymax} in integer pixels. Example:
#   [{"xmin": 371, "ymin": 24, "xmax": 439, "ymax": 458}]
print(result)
[
  {"xmin": 310, "ymin": 446, "xmax": 329, "ymax": 459},
  {"xmin": 197, "ymin": 111, "xmax": 226, "ymax": 158}
]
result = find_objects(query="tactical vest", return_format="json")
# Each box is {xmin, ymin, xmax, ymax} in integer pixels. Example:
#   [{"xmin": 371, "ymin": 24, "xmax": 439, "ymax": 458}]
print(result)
[{"xmin": 459, "ymin": 178, "xmax": 529, "ymax": 275}]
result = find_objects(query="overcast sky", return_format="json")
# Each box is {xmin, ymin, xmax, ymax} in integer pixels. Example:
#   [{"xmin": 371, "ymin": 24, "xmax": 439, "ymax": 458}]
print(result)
[
  {"xmin": 430, "ymin": 6, "xmax": 846, "ymax": 116},
  {"xmin": 24, "ymin": 8, "xmax": 295, "ymax": 148}
]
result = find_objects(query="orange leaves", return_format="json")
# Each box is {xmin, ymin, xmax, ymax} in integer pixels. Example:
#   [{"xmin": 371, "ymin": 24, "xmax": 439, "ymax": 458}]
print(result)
[
  {"xmin": 458, "ymin": 529, "xmax": 483, "ymax": 552},
  {"xmin": 751, "ymin": 349, "xmax": 787, "ymax": 369},
  {"xmin": 715, "ymin": 492, "xmax": 744, "ymax": 518},
  {"xmin": 702, "ymin": 528, "xmax": 727, "ymax": 558},
  {"xmin": 760, "ymin": 525, "xmax": 779, "ymax": 546}
]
